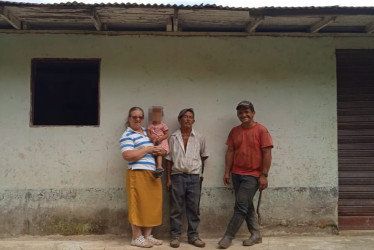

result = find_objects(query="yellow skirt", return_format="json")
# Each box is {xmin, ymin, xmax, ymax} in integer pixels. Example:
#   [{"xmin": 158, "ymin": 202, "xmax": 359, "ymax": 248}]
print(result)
[{"xmin": 126, "ymin": 169, "xmax": 162, "ymax": 227}]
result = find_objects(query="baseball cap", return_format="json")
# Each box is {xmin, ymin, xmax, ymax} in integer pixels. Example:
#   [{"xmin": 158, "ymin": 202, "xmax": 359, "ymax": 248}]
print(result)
[
  {"xmin": 236, "ymin": 101, "xmax": 255, "ymax": 111},
  {"xmin": 178, "ymin": 108, "xmax": 194, "ymax": 119}
]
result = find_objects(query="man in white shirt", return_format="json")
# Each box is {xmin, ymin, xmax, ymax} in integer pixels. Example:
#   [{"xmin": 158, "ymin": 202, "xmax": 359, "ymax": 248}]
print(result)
[{"xmin": 165, "ymin": 108, "xmax": 209, "ymax": 248}]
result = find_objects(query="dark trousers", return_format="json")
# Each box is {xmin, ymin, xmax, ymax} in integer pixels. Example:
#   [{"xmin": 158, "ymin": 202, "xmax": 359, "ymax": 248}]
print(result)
[
  {"xmin": 232, "ymin": 173, "xmax": 258, "ymax": 218},
  {"xmin": 170, "ymin": 174, "xmax": 201, "ymax": 239},
  {"xmin": 224, "ymin": 173, "xmax": 260, "ymax": 238}
]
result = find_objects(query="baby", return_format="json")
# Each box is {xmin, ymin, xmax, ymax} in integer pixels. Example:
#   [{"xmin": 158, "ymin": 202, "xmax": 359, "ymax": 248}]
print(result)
[{"xmin": 147, "ymin": 106, "xmax": 169, "ymax": 178}]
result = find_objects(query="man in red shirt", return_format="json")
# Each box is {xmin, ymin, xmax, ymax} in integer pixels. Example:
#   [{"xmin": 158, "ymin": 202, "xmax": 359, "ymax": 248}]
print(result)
[{"xmin": 218, "ymin": 101, "xmax": 273, "ymax": 249}]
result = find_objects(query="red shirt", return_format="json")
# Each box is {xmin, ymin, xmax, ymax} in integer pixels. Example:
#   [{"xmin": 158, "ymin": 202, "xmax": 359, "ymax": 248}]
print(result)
[{"xmin": 226, "ymin": 123, "xmax": 273, "ymax": 177}]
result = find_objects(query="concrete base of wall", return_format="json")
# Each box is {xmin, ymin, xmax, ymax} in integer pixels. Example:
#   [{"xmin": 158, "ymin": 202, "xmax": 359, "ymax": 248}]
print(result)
[{"xmin": 0, "ymin": 186, "xmax": 338, "ymax": 237}]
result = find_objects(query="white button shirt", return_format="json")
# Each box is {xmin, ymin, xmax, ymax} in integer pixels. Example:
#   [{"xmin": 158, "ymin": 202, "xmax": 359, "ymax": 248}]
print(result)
[{"xmin": 165, "ymin": 128, "xmax": 209, "ymax": 175}]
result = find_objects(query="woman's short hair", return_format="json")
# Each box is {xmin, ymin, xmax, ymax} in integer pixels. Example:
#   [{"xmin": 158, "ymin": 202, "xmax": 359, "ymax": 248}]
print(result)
[{"xmin": 125, "ymin": 106, "xmax": 144, "ymax": 128}]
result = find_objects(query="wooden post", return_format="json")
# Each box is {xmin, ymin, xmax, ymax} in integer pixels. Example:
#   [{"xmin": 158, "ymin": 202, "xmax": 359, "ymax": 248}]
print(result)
[
  {"xmin": 91, "ymin": 7, "xmax": 103, "ymax": 31},
  {"xmin": 166, "ymin": 16, "xmax": 173, "ymax": 32},
  {"xmin": 309, "ymin": 16, "xmax": 336, "ymax": 33},
  {"xmin": 173, "ymin": 8, "xmax": 179, "ymax": 32},
  {"xmin": 246, "ymin": 16, "xmax": 264, "ymax": 33},
  {"xmin": 0, "ymin": 6, "xmax": 22, "ymax": 29}
]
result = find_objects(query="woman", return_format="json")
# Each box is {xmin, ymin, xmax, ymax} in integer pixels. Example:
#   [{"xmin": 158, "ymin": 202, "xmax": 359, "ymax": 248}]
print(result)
[{"xmin": 120, "ymin": 107, "xmax": 166, "ymax": 248}]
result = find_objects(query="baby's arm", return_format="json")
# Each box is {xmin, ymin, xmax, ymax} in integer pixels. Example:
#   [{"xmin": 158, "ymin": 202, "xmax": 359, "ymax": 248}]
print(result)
[
  {"xmin": 158, "ymin": 130, "xmax": 169, "ymax": 142},
  {"xmin": 147, "ymin": 128, "xmax": 156, "ymax": 142}
]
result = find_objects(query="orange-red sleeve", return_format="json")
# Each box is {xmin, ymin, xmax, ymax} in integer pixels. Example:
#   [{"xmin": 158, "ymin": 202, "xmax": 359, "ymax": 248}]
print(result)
[
  {"xmin": 226, "ymin": 128, "xmax": 235, "ymax": 147},
  {"xmin": 260, "ymin": 127, "xmax": 273, "ymax": 148}
]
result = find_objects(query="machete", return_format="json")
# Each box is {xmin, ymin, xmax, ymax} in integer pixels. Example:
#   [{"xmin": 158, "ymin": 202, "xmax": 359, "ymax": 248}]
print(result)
[
  {"xmin": 197, "ymin": 162, "xmax": 205, "ymax": 216},
  {"xmin": 256, "ymin": 190, "xmax": 263, "ymax": 225}
]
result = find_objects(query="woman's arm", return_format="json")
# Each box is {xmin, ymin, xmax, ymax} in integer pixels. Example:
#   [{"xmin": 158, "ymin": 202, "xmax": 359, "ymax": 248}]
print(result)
[{"xmin": 122, "ymin": 146, "xmax": 161, "ymax": 162}]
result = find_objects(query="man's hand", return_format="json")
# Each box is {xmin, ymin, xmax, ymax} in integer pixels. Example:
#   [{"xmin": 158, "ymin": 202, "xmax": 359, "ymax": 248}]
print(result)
[
  {"xmin": 165, "ymin": 160, "xmax": 172, "ymax": 191},
  {"xmin": 258, "ymin": 175, "xmax": 268, "ymax": 191},
  {"xmin": 259, "ymin": 147, "xmax": 272, "ymax": 191},
  {"xmin": 223, "ymin": 173, "xmax": 231, "ymax": 186},
  {"xmin": 166, "ymin": 178, "xmax": 172, "ymax": 191}
]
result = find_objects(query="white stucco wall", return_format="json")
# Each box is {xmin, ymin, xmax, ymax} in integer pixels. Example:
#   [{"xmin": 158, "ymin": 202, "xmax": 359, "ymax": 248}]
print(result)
[
  {"xmin": 0, "ymin": 34, "xmax": 337, "ymax": 188},
  {"xmin": 0, "ymin": 33, "xmax": 372, "ymax": 236}
]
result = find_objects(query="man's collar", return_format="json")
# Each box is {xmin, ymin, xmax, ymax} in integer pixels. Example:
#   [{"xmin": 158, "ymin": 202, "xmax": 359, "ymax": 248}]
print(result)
[
  {"xmin": 173, "ymin": 128, "xmax": 195, "ymax": 136},
  {"xmin": 169, "ymin": 128, "xmax": 193, "ymax": 136},
  {"xmin": 190, "ymin": 129, "xmax": 196, "ymax": 136}
]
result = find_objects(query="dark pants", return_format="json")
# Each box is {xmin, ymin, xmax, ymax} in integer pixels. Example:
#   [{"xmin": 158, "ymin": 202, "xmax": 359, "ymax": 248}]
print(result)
[
  {"xmin": 224, "ymin": 173, "xmax": 259, "ymax": 238},
  {"xmin": 232, "ymin": 173, "xmax": 258, "ymax": 218},
  {"xmin": 170, "ymin": 174, "xmax": 201, "ymax": 239}
]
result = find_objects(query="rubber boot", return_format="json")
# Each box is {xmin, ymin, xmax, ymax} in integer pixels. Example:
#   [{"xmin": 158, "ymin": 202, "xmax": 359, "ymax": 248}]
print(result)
[
  {"xmin": 218, "ymin": 213, "xmax": 245, "ymax": 249},
  {"xmin": 243, "ymin": 211, "xmax": 262, "ymax": 246}
]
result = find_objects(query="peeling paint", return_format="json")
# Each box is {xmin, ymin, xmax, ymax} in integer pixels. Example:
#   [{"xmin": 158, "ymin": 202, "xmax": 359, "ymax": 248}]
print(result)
[{"xmin": 0, "ymin": 187, "xmax": 337, "ymax": 237}]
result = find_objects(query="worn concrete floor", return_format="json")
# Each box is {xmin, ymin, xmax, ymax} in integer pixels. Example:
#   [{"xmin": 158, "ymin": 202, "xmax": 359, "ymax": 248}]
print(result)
[{"xmin": 0, "ymin": 232, "xmax": 373, "ymax": 250}]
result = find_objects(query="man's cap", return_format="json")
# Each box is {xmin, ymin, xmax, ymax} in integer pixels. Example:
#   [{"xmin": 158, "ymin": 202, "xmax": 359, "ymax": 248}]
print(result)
[
  {"xmin": 178, "ymin": 108, "xmax": 194, "ymax": 119},
  {"xmin": 236, "ymin": 100, "xmax": 254, "ymax": 111}
]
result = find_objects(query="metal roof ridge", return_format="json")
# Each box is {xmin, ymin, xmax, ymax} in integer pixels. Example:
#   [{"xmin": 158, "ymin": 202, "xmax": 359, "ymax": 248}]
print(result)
[
  {"xmin": 1, "ymin": 1, "xmax": 373, "ymax": 10},
  {"xmin": 0, "ymin": 1, "xmax": 243, "ymax": 8}
]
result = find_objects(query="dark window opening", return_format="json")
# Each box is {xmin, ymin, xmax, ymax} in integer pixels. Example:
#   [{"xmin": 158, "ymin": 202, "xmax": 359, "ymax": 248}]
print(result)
[{"xmin": 31, "ymin": 59, "xmax": 100, "ymax": 126}]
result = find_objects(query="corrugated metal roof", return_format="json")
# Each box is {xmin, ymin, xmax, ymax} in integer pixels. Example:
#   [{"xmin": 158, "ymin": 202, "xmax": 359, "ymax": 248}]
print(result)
[
  {"xmin": 0, "ymin": 1, "xmax": 250, "ymax": 9},
  {"xmin": 2, "ymin": 2, "xmax": 374, "ymax": 9},
  {"xmin": 0, "ymin": 1, "xmax": 373, "ymax": 34}
]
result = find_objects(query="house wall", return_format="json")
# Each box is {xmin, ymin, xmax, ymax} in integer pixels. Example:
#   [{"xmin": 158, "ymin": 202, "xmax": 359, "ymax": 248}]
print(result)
[{"xmin": 0, "ymin": 33, "xmax": 372, "ymax": 236}]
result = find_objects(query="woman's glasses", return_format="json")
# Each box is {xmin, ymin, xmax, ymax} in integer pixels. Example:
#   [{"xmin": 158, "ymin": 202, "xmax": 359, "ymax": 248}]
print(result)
[{"xmin": 131, "ymin": 116, "xmax": 144, "ymax": 120}]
